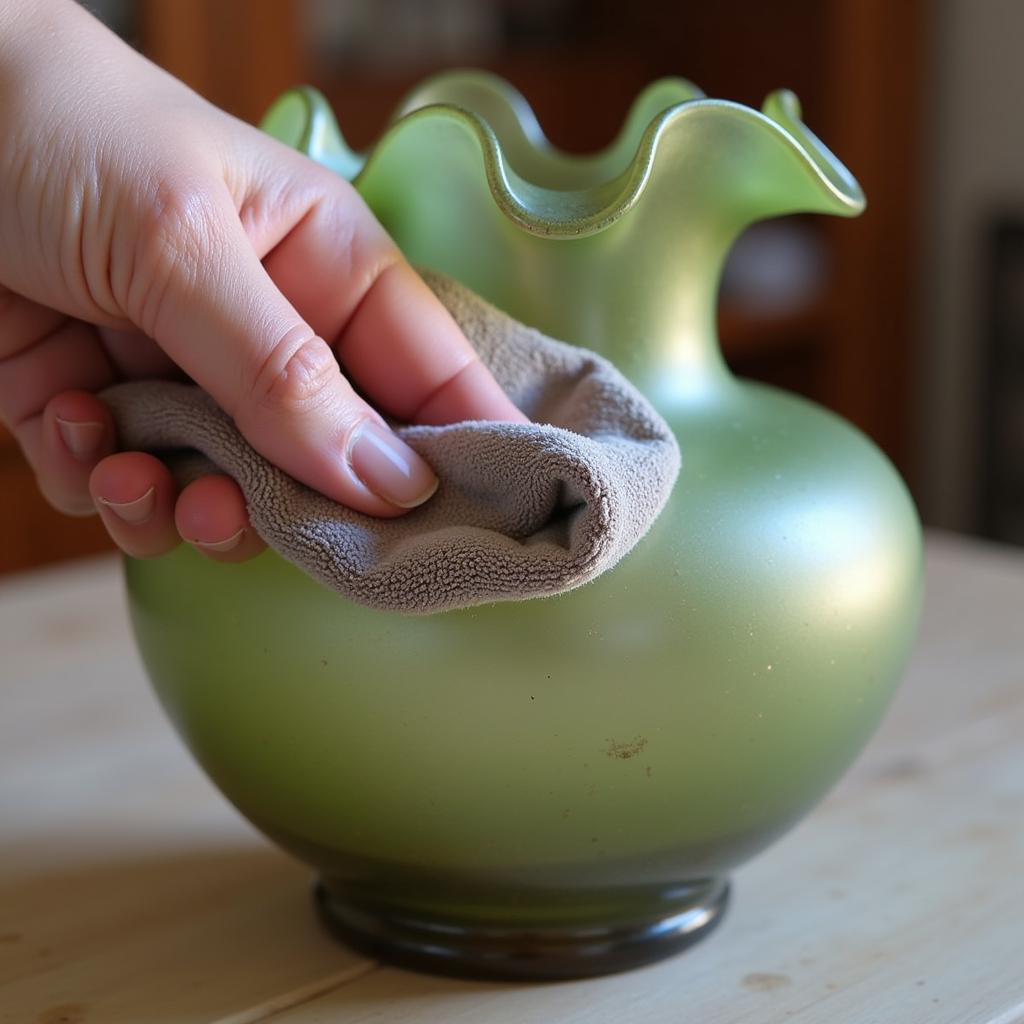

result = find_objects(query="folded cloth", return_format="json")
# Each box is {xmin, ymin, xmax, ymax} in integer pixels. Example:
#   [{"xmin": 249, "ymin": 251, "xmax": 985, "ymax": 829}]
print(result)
[{"xmin": 102, "ymin": 271, "xmax": 680, "ymax": 614}]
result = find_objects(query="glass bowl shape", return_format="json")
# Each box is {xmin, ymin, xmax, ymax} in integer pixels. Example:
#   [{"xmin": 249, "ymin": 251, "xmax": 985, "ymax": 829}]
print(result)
[{"xmin": 125, "ymin": 71, "xmax": 922, "ymax": 980}]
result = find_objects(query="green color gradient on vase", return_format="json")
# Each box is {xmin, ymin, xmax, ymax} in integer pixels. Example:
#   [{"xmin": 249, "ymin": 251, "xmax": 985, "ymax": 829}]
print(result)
[{"xmin": 126, "ymin": 73, "xmax": 922, "ymax": 961}]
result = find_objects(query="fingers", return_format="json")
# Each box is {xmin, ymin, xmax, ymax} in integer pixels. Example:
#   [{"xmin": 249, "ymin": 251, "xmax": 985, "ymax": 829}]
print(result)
[
  {"xmin": 137, "ymin": 179, "xmax": 435, "ymax": 517},
  {"xmin": 0, "ymin": 278, "xmax": 269, "ymax": 562},
  {"xmin": 3, "ymin": 334, "xmax": 256, "ymax": 564},
  {"xmin": 0, "ymin": 289, "xmax": 117, "ymax": 464},
  {"xmin": 0, "ymin": 285, "xmax": 122, "ymax": 515},
  {"xmin": 256, "ymin": 164, "xmax": 527, "ymax": 427},
  {"xmin": 37, "ymin": 391, "xmax": 117, "ymax": 515},
  {"xmin": 0, "ymin": 313, "xmax": 116, "ymax": 433},
  {"xmin": 90, "ymin": 452, "xmax": 180, "ymax": 559},
  {"xmin": 88, "ymin": 453, "xmax": 264, "ymax": 564},
  {"xmin": 174, "ymin": 474, "xmax": 266, "ymax": 563}
]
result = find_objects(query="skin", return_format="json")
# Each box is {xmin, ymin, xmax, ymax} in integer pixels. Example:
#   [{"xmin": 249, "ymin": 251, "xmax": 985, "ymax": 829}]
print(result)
[{"xmin": 0, "ymin": 0, "xmax": 527, "ymax": 563}]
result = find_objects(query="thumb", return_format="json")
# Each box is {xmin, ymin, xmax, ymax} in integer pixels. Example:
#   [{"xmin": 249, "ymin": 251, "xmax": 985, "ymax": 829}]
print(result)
[{"xmin": 136, "ymin": 180, "xmax": 438, "ymax": 517}]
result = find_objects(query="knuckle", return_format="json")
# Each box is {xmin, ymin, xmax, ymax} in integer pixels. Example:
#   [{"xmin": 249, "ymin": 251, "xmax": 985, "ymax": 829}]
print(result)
[
  {"xmin": 141, "ymin": 176, "xmax": 223, "ymax": 259},
  {"xmin": 248, "ymin": 332, "xmax": 341, "ymax": 416},
  {"xmin": 128, "ymin": 175, "xmax": 225, "ymax": 329},
  {"xmin": 302, "ymin": 184, "xmax": 398, "ymax": 290}
]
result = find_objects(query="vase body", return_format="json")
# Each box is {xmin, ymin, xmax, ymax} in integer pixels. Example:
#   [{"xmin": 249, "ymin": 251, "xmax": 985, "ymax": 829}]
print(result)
[{"xmin": 126, "ymin": 74, "xmax": 922, "ymax": 978}]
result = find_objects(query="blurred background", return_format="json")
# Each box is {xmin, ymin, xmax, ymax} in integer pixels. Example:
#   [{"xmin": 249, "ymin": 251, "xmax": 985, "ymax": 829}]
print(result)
[{"xmin": 3, "ymin": 0, "xmax": 1021, "ymax": 574}]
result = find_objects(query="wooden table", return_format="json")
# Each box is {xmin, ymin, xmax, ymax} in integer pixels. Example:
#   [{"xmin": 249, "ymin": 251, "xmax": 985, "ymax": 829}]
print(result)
[{"xmin": 2, "ymin": 533, "xmax": 1022, "ymax": 1024}]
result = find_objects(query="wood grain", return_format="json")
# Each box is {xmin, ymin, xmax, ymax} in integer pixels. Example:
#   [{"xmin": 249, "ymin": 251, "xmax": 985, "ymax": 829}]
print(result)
[
  {"xmin": 2, "ymin": 536, "xmax": 1022, "ymax": 1023},
  {"xmin": 0, "ymin": 559, "xmax": 369, "ymax": 1024}
]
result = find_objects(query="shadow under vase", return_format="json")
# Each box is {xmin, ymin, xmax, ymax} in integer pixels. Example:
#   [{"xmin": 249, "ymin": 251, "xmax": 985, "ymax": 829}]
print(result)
[{"xmin": 248, "ymin": 813, "xmax": 813, "ymax": 980}]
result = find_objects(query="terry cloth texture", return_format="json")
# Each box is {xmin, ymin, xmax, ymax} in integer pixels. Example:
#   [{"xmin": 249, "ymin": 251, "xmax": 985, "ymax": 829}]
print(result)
[{"xmin": 103, "ymin": 271, "xmax": 680, "ymax": 614}]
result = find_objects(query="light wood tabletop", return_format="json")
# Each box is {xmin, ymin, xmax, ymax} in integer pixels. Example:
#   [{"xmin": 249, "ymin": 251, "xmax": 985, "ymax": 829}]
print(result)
[{"xmin": 2, "ymin": 532, "xmax": 1023, "ymax": 1024}]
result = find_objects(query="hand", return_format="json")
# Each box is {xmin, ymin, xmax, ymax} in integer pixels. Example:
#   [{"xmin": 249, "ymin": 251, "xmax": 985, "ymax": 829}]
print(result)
[{"xmin": 0, "ymin": 0, "xmax": 526, "ymax": 563}]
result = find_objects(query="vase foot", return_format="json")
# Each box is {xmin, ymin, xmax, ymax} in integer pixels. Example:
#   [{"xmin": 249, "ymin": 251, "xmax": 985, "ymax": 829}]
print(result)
[{"xmin": 313, "ymin": 877, "xmax": 730, "ymax": 981}]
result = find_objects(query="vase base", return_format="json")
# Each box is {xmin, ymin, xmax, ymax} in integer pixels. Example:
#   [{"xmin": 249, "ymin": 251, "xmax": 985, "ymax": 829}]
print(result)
[{"xmin": 313, "ymin": 877, "xmax": 730, "ymax": 981}]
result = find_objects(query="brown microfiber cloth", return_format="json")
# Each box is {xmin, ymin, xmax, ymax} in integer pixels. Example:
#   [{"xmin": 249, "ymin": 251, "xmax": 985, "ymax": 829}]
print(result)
[{"xmin": 102, "ymin": 271, "xmax": 680, "ymax": 614}]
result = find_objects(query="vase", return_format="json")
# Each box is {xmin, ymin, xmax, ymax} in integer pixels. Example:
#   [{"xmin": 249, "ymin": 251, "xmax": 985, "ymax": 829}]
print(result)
[{"xmin": 124, "ymin": 71, "xmax": 922, "ymax": 980}]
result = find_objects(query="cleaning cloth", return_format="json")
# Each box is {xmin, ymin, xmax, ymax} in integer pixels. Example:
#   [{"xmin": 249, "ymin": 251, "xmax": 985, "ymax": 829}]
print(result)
[{"xmin": 103, "ymin": 271, "xmax": 680, "ymax": 614}]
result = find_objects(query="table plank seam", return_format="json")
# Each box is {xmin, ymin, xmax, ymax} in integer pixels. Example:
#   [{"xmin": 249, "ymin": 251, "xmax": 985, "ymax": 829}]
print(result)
[{"xmin": 209, "ymin": 960, "xmax": 381, "ymax": 1024}]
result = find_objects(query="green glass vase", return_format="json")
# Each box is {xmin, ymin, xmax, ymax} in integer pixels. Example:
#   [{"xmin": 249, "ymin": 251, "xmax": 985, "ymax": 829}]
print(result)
[{"xmin": 125, "ymin": 72, "xmax": 922, "ymax": 979}]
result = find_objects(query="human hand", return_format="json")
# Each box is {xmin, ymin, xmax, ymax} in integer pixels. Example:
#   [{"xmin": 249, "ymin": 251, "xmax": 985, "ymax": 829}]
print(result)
[{"xmin": 0, "ymin": 0, "xmax": 526, "ymax": 563}]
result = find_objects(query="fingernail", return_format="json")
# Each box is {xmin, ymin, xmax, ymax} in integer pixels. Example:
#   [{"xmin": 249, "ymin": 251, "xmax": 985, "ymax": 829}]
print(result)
[
  {"xmin": 56, "ymin": 417, "xmax": 104, "ymax": 461},
  {"xmin": 347, "ymin": 420, "xmax": 439, "ymax": 509},
  {"xmin": 98, "ymin": 486, "xmax": 156, "ymax": 525},
  {"xmin": 193, "ymin": 527, "xmax": 245, "ymax": 553}
]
